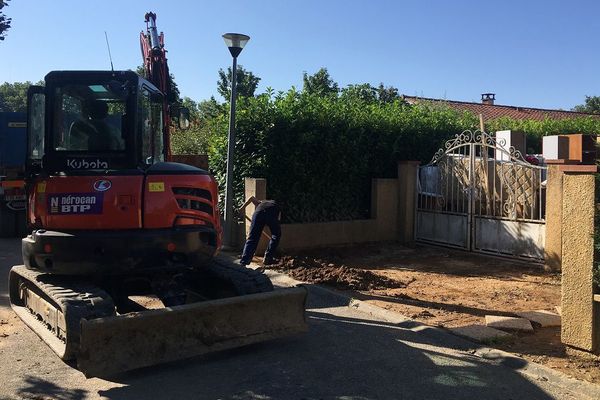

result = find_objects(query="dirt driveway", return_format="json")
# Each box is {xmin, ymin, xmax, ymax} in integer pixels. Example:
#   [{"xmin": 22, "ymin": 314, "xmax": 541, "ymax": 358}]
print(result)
[{"xmin": 266, "ymin": 242, "xmax": 600, "ymax": 385}]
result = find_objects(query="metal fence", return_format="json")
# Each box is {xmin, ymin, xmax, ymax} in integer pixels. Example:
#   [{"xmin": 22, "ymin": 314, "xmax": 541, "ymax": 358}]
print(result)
[{"xmin": 415, "ymin": 130, "xmax": 547, "ymax": 259}]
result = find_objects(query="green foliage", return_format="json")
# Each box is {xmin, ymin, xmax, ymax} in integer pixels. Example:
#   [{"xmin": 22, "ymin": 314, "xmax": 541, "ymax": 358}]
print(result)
[
  {"xmin": 302, "ymin": 68, "xmax": 339, "ymax": 96},
  {"xmin": 340, "ymin": 84, "xmax": 378, "ymax": 103},
  {"xmin": 197, "ymin": 96, "xmax": 223, "ymax": 120},
  {"xmin": 205, "ymin": 89, "xmax": 477, "ymax": 222},
  {"xmin": 0, "ymin": 81, "xmax": 43, "ymax": 112},
  {"xmin": 170, "ymin": 96, "xmax": 225, "ymax": 156},
  {"xmin": 217, "ymin": 65, "xmax": 261, "ymax": 100},
  {"xmin": 377, "ymin": 83, "xmax": 400, "ymax": 104},
  {"xmin": 0, "ymin": 0, "xmax": 11, "ymax": 41},
  {"xmin": 573, "ymin": 96, "xmax": 600, "ymax": 114},
  {"xmin": 135, "ymin": 65, "xmax": 181, "ymax": 107}
]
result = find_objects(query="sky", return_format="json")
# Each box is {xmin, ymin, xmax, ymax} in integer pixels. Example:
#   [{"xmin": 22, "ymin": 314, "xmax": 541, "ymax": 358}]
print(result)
[{"xmin": 1, "ymin": 0, "xmax": 599, "ymax": 110}]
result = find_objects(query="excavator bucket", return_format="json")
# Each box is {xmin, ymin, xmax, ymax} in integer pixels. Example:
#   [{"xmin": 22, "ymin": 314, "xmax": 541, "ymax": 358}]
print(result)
[{"xmin": 77, "ymin": 286, "xmax": 308, "ymax": 378}]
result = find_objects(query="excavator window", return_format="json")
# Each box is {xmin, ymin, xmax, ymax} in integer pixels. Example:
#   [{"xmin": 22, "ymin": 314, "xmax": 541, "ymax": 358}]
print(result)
[
  {"xmin": 139, "ymin": 87, "xmax": 164, "ymax": 165},
  {"xmin": 27, "ymin": 88, "xmax": 45, "ymax": 161},
  {"xmin": 53, "ymin": 84, "xmax": 127, "ymax": 152}
]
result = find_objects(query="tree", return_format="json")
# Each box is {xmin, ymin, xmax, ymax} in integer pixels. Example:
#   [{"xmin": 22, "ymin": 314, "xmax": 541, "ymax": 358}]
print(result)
[
  {"xmin": 0, "ymin": 81, "xmax": 43, "ymax": 112},
  {"xmin": 302, "ymin": 68, "xmax": 338, "ymax": 96},
  {"xmin": 179, "ymin": 96, "xmax": 223, "ymax": 122},
  {"xmin": 135, "ymin": 65, "xmax": 181, "ymax": 106},
  {"xmin": 180, "ymin": 97, "xmax": 200, "ymax": 121},
  {"xmin": 340, "ymin": 83, "xmax": 377, "ymax": 103},
  {"xmin": 197, "ymin": 96, "xmax": 223, "ymax": 120},
  {"xmin": 217, "ymin": 65, "xmax": 261, "ymax": 100},
  {"xmin": 377, "ymin": 83, "xmax": 400, "ymax": 104},
  {"xmin": 573, "ymin": 96, "xmax": 600, "ymax": 114},
  {"xmin": 0, "ymin": 0, "xmax": 11, "ymax": 41}
]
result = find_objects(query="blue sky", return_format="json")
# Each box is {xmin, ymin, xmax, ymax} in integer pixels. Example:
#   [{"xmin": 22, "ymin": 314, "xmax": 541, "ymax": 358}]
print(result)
[{"xmin": 1, "ymin": 0, "xmax": 599, "ymax": 110}]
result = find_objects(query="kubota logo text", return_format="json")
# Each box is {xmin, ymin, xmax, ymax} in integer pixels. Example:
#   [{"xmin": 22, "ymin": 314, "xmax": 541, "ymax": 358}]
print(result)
[{"xmin": 66, "ymin": 159, "xmax": 109, "ymax": 169}]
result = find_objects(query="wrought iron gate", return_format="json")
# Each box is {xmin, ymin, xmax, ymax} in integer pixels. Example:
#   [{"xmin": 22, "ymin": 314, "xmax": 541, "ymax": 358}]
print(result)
[{"xmin": 415, "ymin": 130, "xmax": 547, "ymax": 259}]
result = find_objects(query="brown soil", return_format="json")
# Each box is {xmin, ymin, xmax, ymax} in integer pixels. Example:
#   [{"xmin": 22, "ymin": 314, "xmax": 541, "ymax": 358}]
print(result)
[
  {"xmin": 266, "ymin": 243, "xmax": 600, "ymax": 385},
  {"xmin": 273, "ymin": 256, "xmax": 410, "ymax": 291},
  {"xmin": 0, "ymin": 308, "xmax": 23, "ymax": 348}
]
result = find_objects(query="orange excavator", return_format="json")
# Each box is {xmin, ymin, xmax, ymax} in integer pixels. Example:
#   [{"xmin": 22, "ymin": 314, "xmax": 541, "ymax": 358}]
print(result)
[{"xmin": 8, "ymin": 12, "xmax": 306, "ymax": 378}]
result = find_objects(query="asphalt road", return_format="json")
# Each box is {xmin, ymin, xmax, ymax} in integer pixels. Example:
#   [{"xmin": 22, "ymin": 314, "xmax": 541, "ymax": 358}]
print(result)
[{"xmin": 0, "ymin": 238, "xmax": 593, "ymax": 400}]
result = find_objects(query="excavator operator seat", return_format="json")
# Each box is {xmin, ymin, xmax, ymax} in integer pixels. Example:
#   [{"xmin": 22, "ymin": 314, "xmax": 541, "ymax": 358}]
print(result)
[
  {"xmin": 69, "ymin": 100, "xmax": 124, "ymax": 151},
  {"xmin": 86, "ymin": 101, "xmax": 119, "ymax": 151}
]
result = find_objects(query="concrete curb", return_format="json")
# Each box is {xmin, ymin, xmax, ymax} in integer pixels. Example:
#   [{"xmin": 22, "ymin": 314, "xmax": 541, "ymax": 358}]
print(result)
[
  {"xmin": 472, "ymin": 346, "xmax": 600, "ymax": 400},
  {"xmin": 258, "ymin": 265, "xmax": 600, "ymax": 400}
]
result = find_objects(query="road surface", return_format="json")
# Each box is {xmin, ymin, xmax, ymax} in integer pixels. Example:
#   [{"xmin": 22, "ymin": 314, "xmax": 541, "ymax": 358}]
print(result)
[{"xmin": 0, "ymin": 238, "xmax": 594, "ymax": 400}]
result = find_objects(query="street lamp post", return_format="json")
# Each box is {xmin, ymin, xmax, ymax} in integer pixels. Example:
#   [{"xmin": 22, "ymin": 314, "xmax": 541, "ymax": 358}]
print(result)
[{"xmin": 222, "ymin": 33, "xmax": 250, "ymax": 248}]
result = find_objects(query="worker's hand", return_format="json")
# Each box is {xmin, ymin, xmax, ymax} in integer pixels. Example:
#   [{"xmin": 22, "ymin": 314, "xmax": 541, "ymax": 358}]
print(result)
[{"xmin": 234, "ymin": 208, "xmax": 247, "ymax": 221}]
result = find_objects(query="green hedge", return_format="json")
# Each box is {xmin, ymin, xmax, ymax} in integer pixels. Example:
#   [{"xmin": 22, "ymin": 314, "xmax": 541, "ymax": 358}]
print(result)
[
  {"xmin": 172, "ymin": 91, "xmax": 600, "ymax": 223},
  {"xmin": 195, "ymin": 90, "xmax": 477, "ymax": 222}
]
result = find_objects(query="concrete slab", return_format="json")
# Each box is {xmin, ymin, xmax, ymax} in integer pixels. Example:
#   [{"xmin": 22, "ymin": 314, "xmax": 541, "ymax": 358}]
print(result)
[
  {"xmin": 450, "ymin": 324, "xmax": 512, "ymax": 343},
  {"xmin": 485, "ymin": 315, "xmax": 534, "ymax": 332},
  {"xmin": 516, "ymin": 310, "xmax": 561, "ymax": 327}
]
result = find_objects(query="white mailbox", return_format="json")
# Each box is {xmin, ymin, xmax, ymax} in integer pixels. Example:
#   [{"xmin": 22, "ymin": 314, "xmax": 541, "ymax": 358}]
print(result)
[
  {"xmin": 542, "ymin": 135, "xmax": 569, "ymax": 160},
  {"xmin": 495, "ymin": 130, "xmax": 526, "ymax": 161}
]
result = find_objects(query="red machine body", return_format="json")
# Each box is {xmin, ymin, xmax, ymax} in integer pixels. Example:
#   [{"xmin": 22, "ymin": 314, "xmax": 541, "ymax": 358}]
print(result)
[{"xmin": 20, "ymin": 13, "xmax": 222, "ymax": 275}]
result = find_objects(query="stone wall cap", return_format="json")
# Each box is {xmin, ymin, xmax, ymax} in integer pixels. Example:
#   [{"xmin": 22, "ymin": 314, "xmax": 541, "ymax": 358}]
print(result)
[
  {"xmin": 545, "ymin": 159, "xmax": 579, "ymax": 165},
  {"xmin": 558, "ymin": 164, "xmax": 598, "ymax": 173}
]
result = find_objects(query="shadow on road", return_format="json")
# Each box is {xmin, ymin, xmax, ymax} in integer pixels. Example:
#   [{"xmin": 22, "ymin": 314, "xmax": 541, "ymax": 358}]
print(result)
[
  {"xmin": 353, "ymin": 291, "xmax": 519, "ymax": 318},
  {"xmin": 94, "ymin": 309, "xmax": 554, "ymax": 400},
  {"xmin": 17, "ymin": 376, "xmax": 89, "ymax": 400}
]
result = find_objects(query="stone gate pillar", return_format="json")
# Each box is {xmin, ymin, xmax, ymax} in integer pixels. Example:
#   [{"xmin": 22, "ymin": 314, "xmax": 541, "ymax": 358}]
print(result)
[
  {"xmin": 397, "ymin": 161, "xmax": 420, "ymax": 244},
  {"xmin": 558, "ymin": 164, "xmax": 599, "ymax": 353}
]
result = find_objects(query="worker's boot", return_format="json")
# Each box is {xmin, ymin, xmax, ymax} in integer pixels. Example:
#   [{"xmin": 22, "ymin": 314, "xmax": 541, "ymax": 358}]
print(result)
[{"xmin": 263, "ymin": 254, "xmax": 276, "ymax": 266}]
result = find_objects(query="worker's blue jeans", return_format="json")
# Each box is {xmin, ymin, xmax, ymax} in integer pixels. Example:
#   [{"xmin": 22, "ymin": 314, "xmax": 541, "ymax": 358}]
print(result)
[{"xmin": 240, "ymin": 207, "xmax": 281, "ymax": 265}]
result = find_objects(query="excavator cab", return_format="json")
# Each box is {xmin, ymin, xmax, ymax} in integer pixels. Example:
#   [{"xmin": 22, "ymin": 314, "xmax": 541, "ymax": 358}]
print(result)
[{"xmin": 27, "ymin": 70, "xmax": 164, "ymax": 174}]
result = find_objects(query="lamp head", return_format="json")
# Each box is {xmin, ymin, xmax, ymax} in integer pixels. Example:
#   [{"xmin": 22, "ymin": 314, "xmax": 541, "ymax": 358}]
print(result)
[{"xmin": 222, "ymin": 33, "xmax": 250, "ymax": 58}]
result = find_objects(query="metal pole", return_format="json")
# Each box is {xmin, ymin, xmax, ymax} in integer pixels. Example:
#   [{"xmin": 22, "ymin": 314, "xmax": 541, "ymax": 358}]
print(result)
[{"xmin": 224, "ymin": 56, "xmax": 238, "ymax": 248}]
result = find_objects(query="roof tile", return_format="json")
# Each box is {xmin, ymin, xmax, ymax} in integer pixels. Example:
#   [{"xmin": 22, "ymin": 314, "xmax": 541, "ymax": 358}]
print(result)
[{"xmin": 403, "ymin": 96, "xmax": 600, "ymax": 121}]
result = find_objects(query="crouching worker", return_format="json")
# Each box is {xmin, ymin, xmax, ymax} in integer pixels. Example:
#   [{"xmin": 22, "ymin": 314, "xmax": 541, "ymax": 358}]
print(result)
[{"xmin": 239, "ymin": 197, "xmax": 281, "ymax": 267}]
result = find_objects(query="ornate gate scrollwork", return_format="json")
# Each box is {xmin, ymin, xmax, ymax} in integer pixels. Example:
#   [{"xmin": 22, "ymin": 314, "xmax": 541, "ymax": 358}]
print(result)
[{"xmin": 416, "ymin": 130, "xmax": 547, "ymax": 259}]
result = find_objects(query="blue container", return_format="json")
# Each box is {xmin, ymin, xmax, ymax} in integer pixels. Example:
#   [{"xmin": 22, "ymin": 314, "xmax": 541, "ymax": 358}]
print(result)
[{"xmin": 0, "ymin": 112, "xmax": 27, "ymax": 169}]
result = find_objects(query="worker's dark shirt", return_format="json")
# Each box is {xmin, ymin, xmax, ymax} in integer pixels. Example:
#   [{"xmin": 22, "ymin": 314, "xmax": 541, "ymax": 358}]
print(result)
[{"xmin": 256, "ymin": 200, "xmax": 278, "ymax": 212}]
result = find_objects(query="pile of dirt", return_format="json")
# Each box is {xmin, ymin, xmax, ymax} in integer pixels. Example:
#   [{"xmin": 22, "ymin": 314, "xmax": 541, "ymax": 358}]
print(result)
[{"xmin": 269, "ymin": 256, "xmax": 408, "ymax": 291}]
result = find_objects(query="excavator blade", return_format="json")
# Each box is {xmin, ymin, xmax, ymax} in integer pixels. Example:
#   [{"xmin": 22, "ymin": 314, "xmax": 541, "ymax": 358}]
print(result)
[{"xmin": 77, "ymin": 286, "xmax": 308, "ymax": 378}]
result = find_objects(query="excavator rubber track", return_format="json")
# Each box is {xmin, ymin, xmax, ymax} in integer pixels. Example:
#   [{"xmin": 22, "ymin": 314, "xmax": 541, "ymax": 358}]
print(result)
[
  {"xmin": 9, "ymin": 261, "xmax": 308, "ymax": 378},
  {"xmin": 8, "ymin": 265, "xmax": 116, "ymax": 361},
  {"xmin": 200, "ymin": 256, "xmax": 275, "ymax": 294}
]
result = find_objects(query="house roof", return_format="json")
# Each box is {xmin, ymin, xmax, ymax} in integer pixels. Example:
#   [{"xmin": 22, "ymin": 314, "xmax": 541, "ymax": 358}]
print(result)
[{"xmin": 402, "ymin": 95, "xmax": 600, "ymax": 121}]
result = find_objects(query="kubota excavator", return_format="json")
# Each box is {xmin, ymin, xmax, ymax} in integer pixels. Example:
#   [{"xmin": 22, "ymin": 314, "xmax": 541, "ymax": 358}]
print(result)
[{"xmin": 8, "ymin": 12, "xmax": 307, "ymax": 378}]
